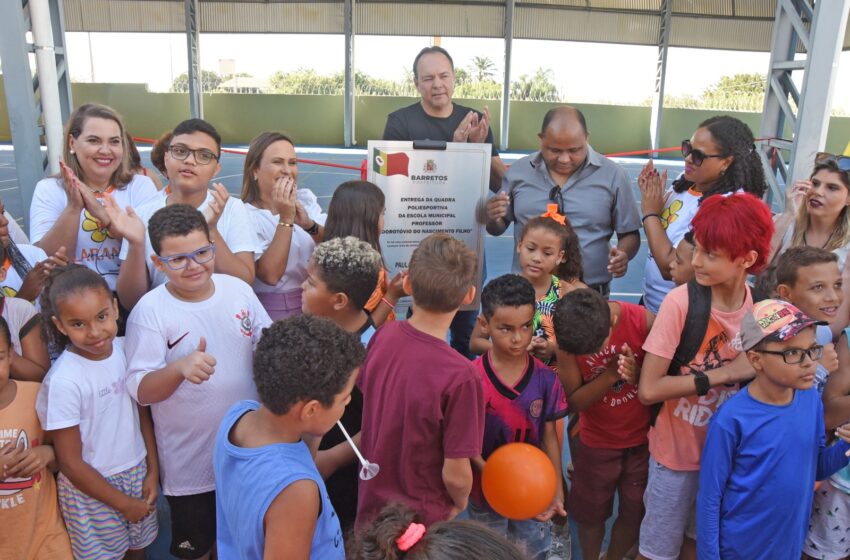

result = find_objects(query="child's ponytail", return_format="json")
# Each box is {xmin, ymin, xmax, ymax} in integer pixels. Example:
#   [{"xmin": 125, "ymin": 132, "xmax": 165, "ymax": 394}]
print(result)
[
  {"xmin": 348, "ymin": 503, "xmax": 416, "ymax": 560},
  {"xmin": 348, "ymin": 504, "xmax": 525, "ymax": 560}
]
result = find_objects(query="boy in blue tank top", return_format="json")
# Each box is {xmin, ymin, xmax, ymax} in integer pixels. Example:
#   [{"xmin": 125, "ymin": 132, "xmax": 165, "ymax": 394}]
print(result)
[{"xmin": 213, "ymin": 315, "xmax": 366, "ymax": 559}]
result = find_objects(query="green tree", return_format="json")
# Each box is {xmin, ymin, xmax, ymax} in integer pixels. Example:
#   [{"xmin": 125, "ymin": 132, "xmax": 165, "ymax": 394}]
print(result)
[
  {"xmin": 702, "ymin": 73, "xmax": 766, "ymax": 111},
  {"xmin": 454, "ymin": 67, "xmax": 470, "ymax": 86},
  {"xmin": 704, "ymin": 73, "xmax": 766, "ymax": 97},
  {"xmin": 269, "ymin": 68, "xmax": 343, "ymax": 94},
  {"xmin": 470, "ymin": 56, "xmax": 496, "ymax": 82},
  {"xmin": 170, "ymin": 70, "xmax": 223, "ymax": 93},
  {"xmin": 662, "ymin": 72, "xmax": 766, "ymax": 111},
  {"xmin": 511, "ymin": 68, "xmax": 560, "ymax": 101},
  {"xmin": 455, "ymin": 80, "xmax": 502, "ymax": 100}
]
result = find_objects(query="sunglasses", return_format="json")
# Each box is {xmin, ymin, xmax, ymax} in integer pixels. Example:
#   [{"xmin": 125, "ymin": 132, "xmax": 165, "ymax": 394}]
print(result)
[
  {"xmin": 549, "ymin": 186, "xmax": 564, "ymax": 214},
  {"xmin": 681, "ymin": 140, "xmax": 725, "ymax": 167},
  {"xmin": 815, "ymin": 152, "xmax": 850, "ymax": 173}
]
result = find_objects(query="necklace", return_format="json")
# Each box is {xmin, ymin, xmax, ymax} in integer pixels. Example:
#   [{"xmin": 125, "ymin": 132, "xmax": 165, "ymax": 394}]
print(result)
[
  {"xmin": 87, "ymin": 184, "xmax": 115, "ymax": 197},
  {"xmin": 804, "ymin": 228, "xmax": 836, "ymax": 249}
]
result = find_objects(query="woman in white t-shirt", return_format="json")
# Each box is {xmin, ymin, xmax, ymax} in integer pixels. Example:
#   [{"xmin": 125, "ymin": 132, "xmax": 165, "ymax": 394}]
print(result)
[
  {"xmin": 240, "ymin": 132, "xmax": 326, "ymax": 320},
  {"xmin": 638, "ymin": 116, "xmax": 767, "ymax": 313},
  {"xmin": 28, "ymin": 104, "xmax": 159, "ymax": 294}
]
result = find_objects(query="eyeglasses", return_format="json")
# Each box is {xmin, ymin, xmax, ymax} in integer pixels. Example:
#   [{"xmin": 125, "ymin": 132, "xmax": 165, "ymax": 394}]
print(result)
[
  {"xmin": 755, "ymin": 344, "xmax": 823, "ymax": 365},
  {"xmin": 815, "ymin": 152, "xmax": 850, "ymax": 173},
  {"xmin": 549, "ymin": 186, "xmax": 564, "ymax": 214},
  {"xmin": 157, "ymin": 243, "xmax": 216, "ymax": 270},
  {"xmin": 167, "ymin": 145, "xmax": 220, "ymax": 165},
  {"xmin": 681, "ymin": 140, "xmax": 725, "ymax": 167}
]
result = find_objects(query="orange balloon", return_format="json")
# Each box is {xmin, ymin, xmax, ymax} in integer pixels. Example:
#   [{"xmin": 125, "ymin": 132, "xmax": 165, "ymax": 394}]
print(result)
[{"xmin": 481, "ymin": 442, "xmax": 557, "ymax": 520}]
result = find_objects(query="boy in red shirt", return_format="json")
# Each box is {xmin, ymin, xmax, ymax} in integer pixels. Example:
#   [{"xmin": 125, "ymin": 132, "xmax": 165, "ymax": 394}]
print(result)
[
  {"xmin": 356, "ymin": 233, "xmax": 485, "ymax": 527},
  {"xmin": 555, "ymin": 288, "xmax": 653, "ymax": 560}
]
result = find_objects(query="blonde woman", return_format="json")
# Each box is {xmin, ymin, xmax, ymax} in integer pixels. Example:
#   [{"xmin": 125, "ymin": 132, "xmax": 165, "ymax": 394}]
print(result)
[{"xmin": 29, "ymin": 104, "xmax": 159, "ymax": 292}]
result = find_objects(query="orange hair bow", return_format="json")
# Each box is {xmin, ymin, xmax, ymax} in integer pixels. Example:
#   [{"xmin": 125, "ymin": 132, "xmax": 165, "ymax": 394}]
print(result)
[{"xmin": 541, "ymin": 203, "xmax": 566, "ymax": 226}]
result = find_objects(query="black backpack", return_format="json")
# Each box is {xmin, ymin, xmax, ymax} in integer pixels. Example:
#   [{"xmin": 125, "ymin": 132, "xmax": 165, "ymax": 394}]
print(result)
[
  {"xmin": 649, "ymin": 279, "xmax": 712, "ymax": 425},
  {"xmin": 649, "ymin": 279, "xmax": 763, "ymax": 425}
]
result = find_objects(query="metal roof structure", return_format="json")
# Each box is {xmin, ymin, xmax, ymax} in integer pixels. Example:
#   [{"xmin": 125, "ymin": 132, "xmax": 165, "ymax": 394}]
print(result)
[{"xmin": 62, "ymin": 0, "xmax": 850, "ymax": 51}]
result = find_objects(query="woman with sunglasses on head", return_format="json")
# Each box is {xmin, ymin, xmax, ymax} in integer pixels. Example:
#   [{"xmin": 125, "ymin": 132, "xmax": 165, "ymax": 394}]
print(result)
[
  {"xmin": 29, "ymin": 104, "xmax": 160, "ymax": 294},
  {"xmin": 770, "ymin": 153, "xmax": 850, "ymax": 340},
  {"xmin": 771, "ymin": 153, "xmax": 850, "ymax": 269},
  {"xmin": 638, "ymin": 115, "xmax": 766, "ymax": 313},
  {"xmin": 240, "ymin": 132, "xmax": 326, "ymax": 320}
]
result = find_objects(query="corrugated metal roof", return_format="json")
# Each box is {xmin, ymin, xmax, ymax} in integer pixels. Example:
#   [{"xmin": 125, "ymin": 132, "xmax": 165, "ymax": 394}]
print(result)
[
  {"xmin": 356, "ymin": 2, "xmax": 505, "ymax": 37},
  {"xmin": 672, "ymin": 0, "xmax": 734, "ymax": 17},
  {"xmin": 729, "ymin": 0, "xmax": 777, "ymax": 18},
  {"xmin": 60, "ymin": 0, "xmax": 848, "ymax": 53},
  {"xmin": 64, "ymin": 0, "xmax": 185, "ymax": 33},
  {"xmin": 201, "ymin": 2, "xmax": 343, "ymax": 33},
  {"xmin": 515, "ymin": 5, "xmax": 659, "ymax": 44},
  {"xmin": 670, "ymin": 14, "xmax": 774, "ymax": 50}
]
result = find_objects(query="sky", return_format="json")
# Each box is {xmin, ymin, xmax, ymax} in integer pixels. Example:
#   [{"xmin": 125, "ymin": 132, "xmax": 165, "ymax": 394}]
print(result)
[{"xmin": 51, "ymin": 31, "xmax": 850, "ymax": 112}]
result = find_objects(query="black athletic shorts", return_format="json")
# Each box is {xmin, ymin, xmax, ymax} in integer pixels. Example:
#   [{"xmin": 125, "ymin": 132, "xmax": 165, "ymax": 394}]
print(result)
[{"xmin": 166, "ymin": 491, "xmax": 216, "ymax": 559}]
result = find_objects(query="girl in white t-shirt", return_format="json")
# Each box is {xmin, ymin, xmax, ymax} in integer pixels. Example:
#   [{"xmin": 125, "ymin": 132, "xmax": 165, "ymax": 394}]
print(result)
[
  {"xmin": 29, "ymin": 104, "xmax": 159, "ymax": 294},
  {"xmin": 35, "ymin": 264, "xmax": 158, "ymax": 559},
  {"xmin": 638, "ymin": 116, "xmax": 767, "ymax": 313},
  {"xmin": 240, "ymin": 132, "xmax": 327, "ymax": 320}
]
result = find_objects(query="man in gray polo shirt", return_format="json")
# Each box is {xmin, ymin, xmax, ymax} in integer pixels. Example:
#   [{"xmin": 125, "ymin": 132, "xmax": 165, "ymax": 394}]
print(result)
[{"xmin": 486, "ymin": 106, "xmax": 641, "ymax": 296}]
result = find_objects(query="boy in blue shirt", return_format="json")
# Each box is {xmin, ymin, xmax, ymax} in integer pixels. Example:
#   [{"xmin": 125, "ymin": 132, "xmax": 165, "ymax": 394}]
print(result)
[
  {"xmin": 213, "ymin": 315, "xmax": 366, "ymax": 559},
  {"xmin": 697, "ymin": 299, "xmax": 850, "ymax": 560}
]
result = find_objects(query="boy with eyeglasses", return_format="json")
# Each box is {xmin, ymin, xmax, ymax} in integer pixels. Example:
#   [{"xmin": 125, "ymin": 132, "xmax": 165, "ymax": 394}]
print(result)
[
  {"xmin": 116, "ymin": 118, "xmax": 258, "ymax": 310},
  {"xmin": 122, "ymin": 204, "xmax": 271, "ymax": 560},
  {"xmin": 696, "ymin": 299, "xmax": 850, "ymax": 560}
]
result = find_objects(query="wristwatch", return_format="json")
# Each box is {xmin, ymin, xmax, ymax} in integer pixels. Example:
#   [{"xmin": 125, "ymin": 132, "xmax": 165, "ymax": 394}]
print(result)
[
  {"xmin": 305, "ymin": 221, "xmax": 320, "ymax": 236},
  {"xmin": 693, "ymin": 371, "xmax": 711, "ymax": 397}
]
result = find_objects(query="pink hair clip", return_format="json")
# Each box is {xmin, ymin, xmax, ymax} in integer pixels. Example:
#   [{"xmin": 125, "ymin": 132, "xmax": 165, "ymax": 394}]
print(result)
[{"xmin": 396, "ymin": 522, "xmax": 426, "ymax": 552}]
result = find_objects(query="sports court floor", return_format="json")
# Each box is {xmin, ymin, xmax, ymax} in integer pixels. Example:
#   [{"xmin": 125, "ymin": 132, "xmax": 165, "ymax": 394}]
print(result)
[{"xmin": 0, "ymin": 144, "xmax": 692, "ymax": 559}]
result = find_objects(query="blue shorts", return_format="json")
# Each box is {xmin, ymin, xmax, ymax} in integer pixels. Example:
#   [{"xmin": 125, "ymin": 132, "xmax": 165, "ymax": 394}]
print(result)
[{"xmin": 467, "ymin": 501, "xmax": 551, "ymax": 560}]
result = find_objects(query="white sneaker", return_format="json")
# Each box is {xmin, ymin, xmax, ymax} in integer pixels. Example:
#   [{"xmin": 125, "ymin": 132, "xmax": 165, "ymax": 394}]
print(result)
[{"xmin": 546, "ymin": 521, "xmax": 572, "ymax": 560}]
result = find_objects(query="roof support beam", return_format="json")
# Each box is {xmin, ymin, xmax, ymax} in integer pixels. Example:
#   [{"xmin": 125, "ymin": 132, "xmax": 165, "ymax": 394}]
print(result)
[
  {"xmin": 649, "ymin": 0, "xmax": 671, "ymax": 153},
  {"xmin": 0, "ymin": 0, "xmax": 45, "ymax": 229},
  {"xmin": 344, "ymin": 0, "xmax": 355, "ymax": 147},
  {"xmin": 30, "ymin": 0, "xmax": 64, "ymax": 174},
  {"xmin": 184, "ymin": 0, "xmax": 203, "ymax": 118},
  {"xmin": 759, "ymin": 0, "xmax": 850, "ymax": 208},
  {"xmin": 0, "ymin": 0, "xmax": 72, "ymax": 229},
  {"xmin": 500, "ymin": 0, "xmax": 514, "ymax": 151},
  {"xmin": 792, "ymin": 0, "xmax": 849, "ymax": 180}
]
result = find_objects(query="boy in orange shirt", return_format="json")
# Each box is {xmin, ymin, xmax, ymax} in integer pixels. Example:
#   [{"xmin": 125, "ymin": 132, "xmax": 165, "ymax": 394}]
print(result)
[{"xmin": 635, "ymin": 194, "xmax": 774, "ymax": 560}]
